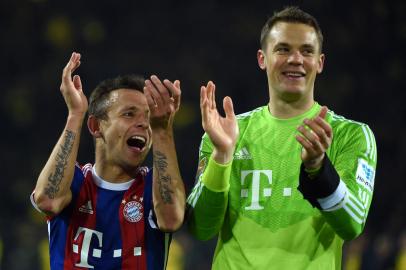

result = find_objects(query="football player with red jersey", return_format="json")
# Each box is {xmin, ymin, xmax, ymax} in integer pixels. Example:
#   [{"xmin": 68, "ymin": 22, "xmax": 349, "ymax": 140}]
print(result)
[{"xmin": 31, "ymin": 52, "xmax": 185, "ymax": 269}]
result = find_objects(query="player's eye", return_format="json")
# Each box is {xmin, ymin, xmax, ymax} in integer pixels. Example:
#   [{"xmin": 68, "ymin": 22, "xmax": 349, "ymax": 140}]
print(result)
[
  {"xmin": 122, "ymin": 111, "xmax": 134, "ymax": 117},
  {"xmin": 275, "ymin": 47, "xmax": 289, "ymax": 54},
  {"xmin": 302, "ymin": 49, "xmax": 314, "ymax": 56}
]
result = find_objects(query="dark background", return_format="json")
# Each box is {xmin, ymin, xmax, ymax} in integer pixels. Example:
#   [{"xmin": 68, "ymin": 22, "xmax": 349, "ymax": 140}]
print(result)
[{"xmin": 1, "ymin": 0, "xmax": 405, "ymax": 269}]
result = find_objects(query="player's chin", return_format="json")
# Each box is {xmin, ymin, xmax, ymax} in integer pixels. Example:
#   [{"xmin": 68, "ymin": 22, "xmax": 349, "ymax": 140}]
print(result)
[{"xmin": 280, "ymin": 89, "xmax": 306, "ymax": 102}]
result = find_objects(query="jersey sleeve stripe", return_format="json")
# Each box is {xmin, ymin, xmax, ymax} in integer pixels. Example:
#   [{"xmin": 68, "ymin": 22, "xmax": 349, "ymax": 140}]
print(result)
[
  {"xmin": 361, "ymin": 125, "xmax": 373, "ymax": 160},
  {"xmin": 344, "ymin": 194, "xmax": 365, "ymax": 224},
  {"xmin": 188, "ymin": 181, "xmax": 204, "ymax": 208},
  {"xmin": 343, "ymin": 204, "xmax": 363, "ymax": 224},
  {"xmin": 148, "ymin": 210, "xmax": 158, "ymax": 229},
  {"xmin": 348, "ymin": 193, "xmax": 365, "ymax": 215}
]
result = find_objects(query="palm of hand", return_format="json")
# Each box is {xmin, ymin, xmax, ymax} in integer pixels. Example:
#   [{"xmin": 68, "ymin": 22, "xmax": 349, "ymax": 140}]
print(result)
[
  {"xmin": 204, "ymin": 108, "xmax": 238, "ymax": 152},
  {"xmin": 60, "ymin": 53, "xmax": 88, "ymax": 115}
]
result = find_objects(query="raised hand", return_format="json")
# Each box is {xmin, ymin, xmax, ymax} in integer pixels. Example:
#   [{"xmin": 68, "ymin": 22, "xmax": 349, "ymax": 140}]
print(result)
[
  {"xmin": 144, "ymin": 75, "xmax": 181, "ymax": 130},
  {"xmin": 201, "ymin": 81, "xmax": 239, "ymax": 164},
  {"xmin": 60, "ymin": 52, "xmax": 88, "ymax": 118},
  {"xmin": 296, "ymin": 106, "xmax": 333, "ymax": 170}
]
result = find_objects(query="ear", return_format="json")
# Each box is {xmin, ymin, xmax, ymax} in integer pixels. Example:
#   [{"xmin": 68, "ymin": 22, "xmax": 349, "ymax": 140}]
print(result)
[
  {"xmin": 317, "ymin": 53, "xmax": 325, "ymax": 74},
  {"xmin": 87, "ymin": 115, "xmax": 103, "ymax": 138},
  {"xmin": 257, "ymin": 49, "xmax": 267, "ymax": 70}
]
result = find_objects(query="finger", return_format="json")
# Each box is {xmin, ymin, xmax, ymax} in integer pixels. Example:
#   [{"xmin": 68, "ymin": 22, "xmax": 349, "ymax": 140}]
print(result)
[
  {"xmin": 73, "ymin": 75, "xmax": 82, "ymax": 91},
  {"xmin": 163, "ymin": 79, "xmax": 181, "ymax": 110},
  {"xmin": 315, "ymin": 116, "xmax": 333, "ymax": 139},
  {"xmin": 296, "ymin": 135, "xmax": 318, "ymax": 158},
  {"xmin": 223, "ymin": 96, "xmax": 235, "ymax": 120},
  {"xmin": 207, "ymin": 81, "xmax": 216, "ymax": 110},
  {"xmin": 62, "ymin": 53, "xmax": 75, "ymax": 85},
  {"xmin": 71, "ymin": 53, "xmax": 81, "ymax": 73},
  {"xmin": 304, "ymin": 118, "xmax": 326, "ymax": 142},
  {"xmin": 144, "ymin": 86, "xmax": 157, "ymax": 110},
  {"xmin": 297, "ymin": 125, "xmax": 325, "ymax": 154},
  {"xmin": 296, "ymin": 135, "xmax": 324, "ymax": 161},
  {"xmin": 151, "ymin": 75, "xmax": 170, "ymax": 101},
  {"xmin": 200, "ymin": 86, "xmax": 210, "ymax": 128},
  {"xmin": 297, "ymin": 125, "xmax": 320, "ymax": 142},
  {"xmin": 318, "ymin": 106, "xmax": 328, "ymax": 119},
  {"xmin": 200, "ymin": 86, "xmax": 206, "ymax": 108},
  {"xmin": 174, "ymin": 80, "xmax": 180, "ymax": 89},
  {"xmin": 304, "ymin": 119, "xmax": 330, "ymax": 150},
  {"xmin": 174, "ymin": 80, "xmax": 181, "ymax": 100},
  {"xmin": 145, "ymin": 79, "xmax": 163, "ymax": 108},
  {"xmin": 205, "ymin": 82, "xmax": 213, "ymax": 109}
]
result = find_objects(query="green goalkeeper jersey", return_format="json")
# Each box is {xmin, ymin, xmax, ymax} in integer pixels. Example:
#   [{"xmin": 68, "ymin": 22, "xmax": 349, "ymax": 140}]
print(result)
[{"xmin": 187, "ymin": 103, "xmax": 377, "ymax": 270}]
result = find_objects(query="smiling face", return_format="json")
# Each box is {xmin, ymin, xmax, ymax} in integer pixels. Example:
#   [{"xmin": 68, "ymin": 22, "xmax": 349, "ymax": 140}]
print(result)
[
  {"xmin": 93, "ymin": 89, "xmax": 152, "ymax": 172},
  {"xmin": 258, "ymin": 22, "xmax": 325, "ymax": 104}
]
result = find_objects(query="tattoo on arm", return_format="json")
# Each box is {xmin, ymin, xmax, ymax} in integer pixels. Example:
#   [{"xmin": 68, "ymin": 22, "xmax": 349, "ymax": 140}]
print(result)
[
  {"xmin": 154, "ymin": 151, "xmax": 174, "ymax": 204},
  {"xmin": 44, "ymin": 130, "xmax": 76, "ymax": 199}
]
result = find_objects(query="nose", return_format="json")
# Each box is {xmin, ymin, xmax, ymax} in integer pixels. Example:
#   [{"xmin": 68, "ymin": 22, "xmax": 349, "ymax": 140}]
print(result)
[
  {"xmin": 287, "ymin": 50, "xmax": 304, "ymax": 65},
  {"xmin": 136, "ymin": 112, "xmax": 150, "ymax": 129}
]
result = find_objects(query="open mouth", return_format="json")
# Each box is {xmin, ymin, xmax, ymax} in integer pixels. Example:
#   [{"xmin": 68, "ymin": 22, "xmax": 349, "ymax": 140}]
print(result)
[{"xmin": 126, "ymin": 135, "xmax": 147, "ymax": 151}]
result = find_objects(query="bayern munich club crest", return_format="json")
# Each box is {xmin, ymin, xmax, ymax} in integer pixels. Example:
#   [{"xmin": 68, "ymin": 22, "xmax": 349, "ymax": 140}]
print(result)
[{"xmin": 123, "ymin": 201, "xmax": 143, "ymax": 223}]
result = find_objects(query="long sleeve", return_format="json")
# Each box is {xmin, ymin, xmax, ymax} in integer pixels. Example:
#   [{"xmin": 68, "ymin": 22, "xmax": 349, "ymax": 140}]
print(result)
[
  {"xmin": 187, "ymin": 135, "xmax": 231, "ymax": 241},
  {"xmin": 298, "ymin": 122, "xmax": 377, "ymax": 240}
]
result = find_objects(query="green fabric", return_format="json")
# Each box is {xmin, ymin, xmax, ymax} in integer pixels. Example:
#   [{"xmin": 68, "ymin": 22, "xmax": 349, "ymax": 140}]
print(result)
[
  {"xmin": 187, "ymin": 102, "xmax": 377, "ymax": 269},
  {"xmin": 202, "ymin": 156, "xmax": 232, "ymax": 192}
]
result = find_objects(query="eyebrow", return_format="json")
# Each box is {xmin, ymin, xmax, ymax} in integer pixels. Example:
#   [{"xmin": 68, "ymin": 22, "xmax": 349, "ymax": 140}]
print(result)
[
  {"xmin": 275, "ymin": 42, "xmax": 316, "ymax": 49},
  {"xmin": 120, "ymin": 105, "xmax": 138, "ymax": 111},
  {"xmin": 301, "ymin": 44, "xmax": 316, "ymax": 50},
  {"xmin": 119, "ymin": 105, "xmax": 150, "ymax": 114}
]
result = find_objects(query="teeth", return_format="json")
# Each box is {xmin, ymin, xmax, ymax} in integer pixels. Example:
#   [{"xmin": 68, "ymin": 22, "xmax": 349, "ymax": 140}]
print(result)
[
  {"xmin": 285, "ymin": 72, "xmax": 303, "ymax": 77},
  {"xmin": 131, "ymin": 136, "xmax": 146, "ymax": 143}
]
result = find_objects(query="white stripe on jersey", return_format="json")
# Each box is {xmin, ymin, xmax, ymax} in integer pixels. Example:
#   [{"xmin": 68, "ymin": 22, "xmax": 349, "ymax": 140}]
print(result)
[
  {"xmin": 322, "ymin": 184, "xmax": 366, "ymax": 225},
  {"xmin": 347, "ymin": 193, "xmax": 365, "ymax": 218},
  {"xmin": 343, "ymin": 204, "xmax": 363, "ymax": 224},
  {"xmin": 331, "ymin": 114, "xmax": 377, "ymax": 163},
  {"xmin": 187, "ymin": 180, "xmax": 205, "ymax": 208}
]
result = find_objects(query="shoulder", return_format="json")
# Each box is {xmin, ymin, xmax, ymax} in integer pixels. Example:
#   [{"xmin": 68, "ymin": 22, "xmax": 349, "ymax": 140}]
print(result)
[
  {"xmin": 78, "ymin": 163, "xmax": 93, "ymax": 176},
  {"xmin": 71, "ymin": 162, "xmax": 93, "ymax": 192},
  {"xmin": 328, "ymin": 110, "xmax": 374, "ymax": 136},
  {"xmin": 328, "ymin": 111, "xmax": 376, "ymax": 159},
  {"xmin": 236, "ymin": 106, "xmax": 266, "ymax": 122}
]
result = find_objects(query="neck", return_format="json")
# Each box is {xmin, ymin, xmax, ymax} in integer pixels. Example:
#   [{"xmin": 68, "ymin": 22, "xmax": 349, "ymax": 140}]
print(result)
[
  {"xmin": 268, "ymin": 91, "xmax": 315, "ymax": 119},
  {"xmin": 94, "ymin": 157, "xmax": 140, "ymax": 183}
]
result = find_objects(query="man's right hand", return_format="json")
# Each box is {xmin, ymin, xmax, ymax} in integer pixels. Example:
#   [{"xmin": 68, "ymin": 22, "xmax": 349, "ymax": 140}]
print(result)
[
  {"xmin": 60, "ymin": 52, "xmax": 88, "ymax": 118},
  {"xmin": 200, "ymin": 81, "xmax": 239, "ymax": 164}
]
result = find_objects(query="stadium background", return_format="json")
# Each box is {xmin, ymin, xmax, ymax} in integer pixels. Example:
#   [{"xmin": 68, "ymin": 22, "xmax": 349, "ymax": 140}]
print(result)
[{"xmin": 1, "ymin": 0, "xmax": 405, "ymax": 269}]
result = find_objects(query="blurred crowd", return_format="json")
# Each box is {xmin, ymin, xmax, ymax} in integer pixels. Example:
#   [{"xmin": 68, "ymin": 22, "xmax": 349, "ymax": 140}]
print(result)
[{"xmin": 1, "ymin": 0, "xmax": 405, "ymax": 269}]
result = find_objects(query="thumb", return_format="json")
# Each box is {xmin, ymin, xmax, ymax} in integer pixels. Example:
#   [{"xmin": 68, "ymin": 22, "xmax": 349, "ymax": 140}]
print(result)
[
  {"xmin": 318, "ymin": 106, "xmax": 328, "ymax": 119},
  {"xmin": 174, "ymin": 80, "xmax": 180, "ymax": 89},
  {"xmin": 73, "ymin": 75, "xmax": 83, "ymax": 91}
]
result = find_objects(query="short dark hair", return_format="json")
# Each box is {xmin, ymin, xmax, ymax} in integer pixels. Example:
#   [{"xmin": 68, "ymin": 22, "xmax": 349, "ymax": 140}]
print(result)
[
  {"xmin": 260, "ymin": 6, "xmax": 323, "ymax": 52},
  {"xmin": 88, "ymin": 74, "xmax": 145, "ymax": 119}
]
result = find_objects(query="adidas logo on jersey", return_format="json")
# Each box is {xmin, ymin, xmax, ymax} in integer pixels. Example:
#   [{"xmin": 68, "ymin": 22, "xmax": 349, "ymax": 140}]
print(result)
[
  {"xmin": 79, "ymin": 200, "xmax": 94, "ymax": 214},
  {"xmin": 234, "ymin": 147, "xmax": 252, "ymax": 160}
]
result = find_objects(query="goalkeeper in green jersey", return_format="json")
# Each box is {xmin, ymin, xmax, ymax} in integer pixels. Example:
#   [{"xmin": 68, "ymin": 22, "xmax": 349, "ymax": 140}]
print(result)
[{"xmin": 187, "ymin": 6, "xmax": 377, "ymax": 270}]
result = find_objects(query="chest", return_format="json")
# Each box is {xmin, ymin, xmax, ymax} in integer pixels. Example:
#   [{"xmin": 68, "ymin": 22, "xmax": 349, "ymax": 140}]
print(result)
[{"xmin": 61, "ymin": 179, "xmax": 147, "ymax": 268}]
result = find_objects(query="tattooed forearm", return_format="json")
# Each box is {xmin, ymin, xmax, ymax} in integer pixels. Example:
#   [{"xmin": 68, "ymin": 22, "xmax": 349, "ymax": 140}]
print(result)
[
  {"xmin": 44, "ymin": 130, "xmax": 76, "ymax": 199},
  {"xmin": 154, "ymin": 151, "xmax": 174, "ymax": 204}
]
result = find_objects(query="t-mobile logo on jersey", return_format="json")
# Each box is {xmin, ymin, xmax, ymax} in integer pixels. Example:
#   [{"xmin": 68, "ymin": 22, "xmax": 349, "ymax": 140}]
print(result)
[
  {"xmin": 72, "ymin": 227, "xmax": 142, "ymax": 268},
  {"xmin": 241, "ymin": 170, "xmax": 272, "ymax": 210},
  {"xmin": 73, "ymin": 227, "xmax": 103, "ymax": 268}
]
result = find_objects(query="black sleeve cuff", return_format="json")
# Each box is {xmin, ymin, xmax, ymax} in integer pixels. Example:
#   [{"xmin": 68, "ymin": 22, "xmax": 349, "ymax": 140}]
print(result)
[{"xmin": 297, "ymin": 156, "xmax": 340, "ymax": 209}]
